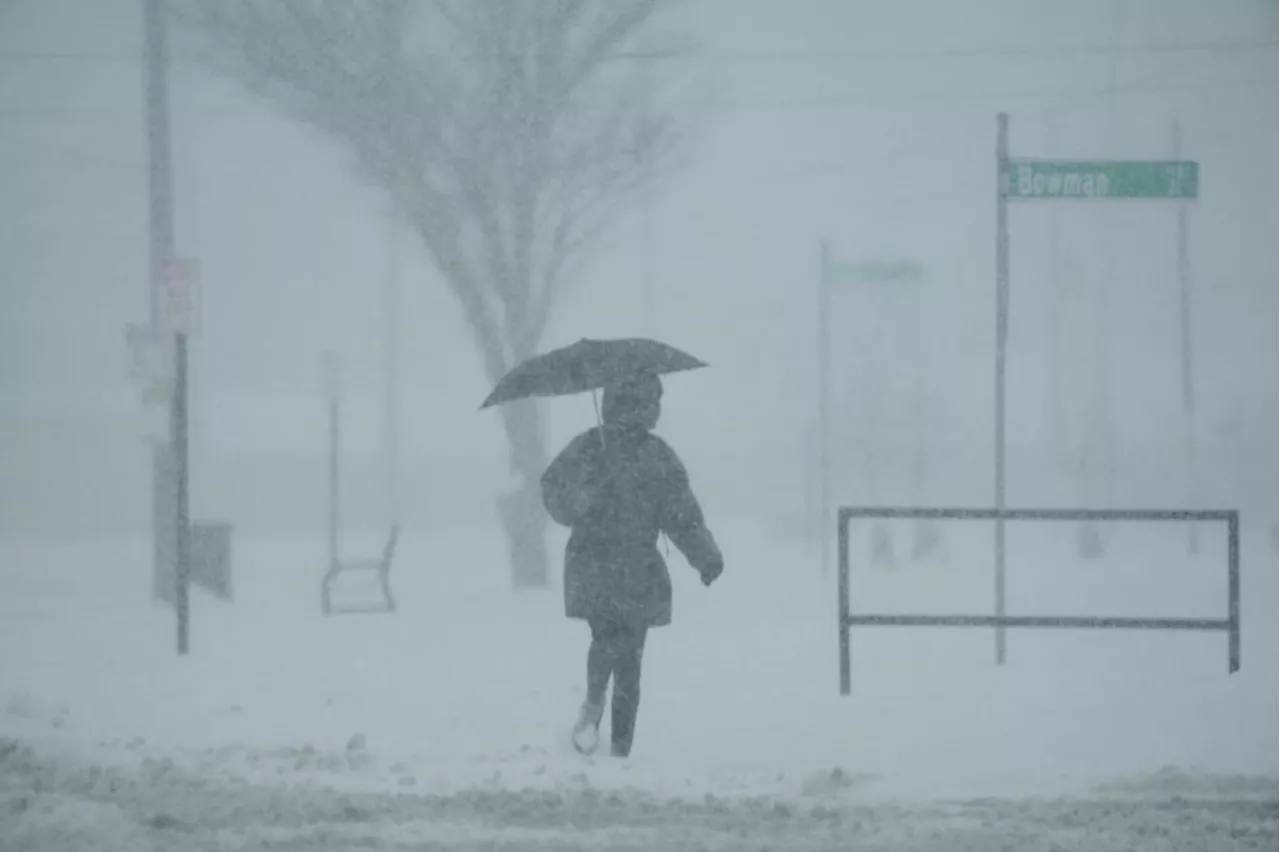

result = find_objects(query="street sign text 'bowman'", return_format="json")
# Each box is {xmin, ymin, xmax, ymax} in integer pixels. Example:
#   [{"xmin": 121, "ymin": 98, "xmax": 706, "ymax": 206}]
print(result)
[{"xmin": 1005, "ymin": 160, "xmax": 1199, "ymax": 201}]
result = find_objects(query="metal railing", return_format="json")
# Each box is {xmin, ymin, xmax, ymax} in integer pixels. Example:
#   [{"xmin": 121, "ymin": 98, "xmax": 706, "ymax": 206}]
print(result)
[{"xmin": 837, "ymin": 507, "xmax": 1240, "ymax": 695}]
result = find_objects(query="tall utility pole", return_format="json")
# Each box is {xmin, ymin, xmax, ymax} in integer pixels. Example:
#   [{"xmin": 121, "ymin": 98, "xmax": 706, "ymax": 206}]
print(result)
[
  {"xmin": 1091, "ymin": 0, "xmax": 1126, "ymax": 553},
  {"xmin": 143, "ymin": 0, "xmax": 190, "ymax": 655},
  {"xmin": 1045, "ymin": 113, "xmax": 1067, "ymax": 469},
  {"xmin": 381, "ymin": 0, "xmax": 402, "ymax": 526},
  {"xmin": 994, "ymin": 114, "xmax": 1010, "ymax": 665}
]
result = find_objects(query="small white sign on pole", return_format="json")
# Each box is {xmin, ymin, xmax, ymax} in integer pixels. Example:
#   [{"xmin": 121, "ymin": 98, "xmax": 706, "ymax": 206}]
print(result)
[{"xmin": 157, "ymin": 257, "xmax": 201, "ymax": 335}]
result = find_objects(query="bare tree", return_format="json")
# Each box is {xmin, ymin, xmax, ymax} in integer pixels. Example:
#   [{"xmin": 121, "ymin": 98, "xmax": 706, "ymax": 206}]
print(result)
[{"xmin": 172, "ymin": 0, "xmax": 704, "ymax": 587}]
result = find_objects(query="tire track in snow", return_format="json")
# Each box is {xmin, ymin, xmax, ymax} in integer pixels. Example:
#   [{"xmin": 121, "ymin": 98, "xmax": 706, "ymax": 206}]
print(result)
[{"xmin": 0, "ymin": 738, "xmax": 1275, "ymax": 851}]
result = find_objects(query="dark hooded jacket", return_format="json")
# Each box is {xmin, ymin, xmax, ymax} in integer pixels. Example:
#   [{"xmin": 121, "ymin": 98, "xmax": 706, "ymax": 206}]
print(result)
[{"xmin": 540, "ymin": 376, "xmax": 722, "ymax": 629}]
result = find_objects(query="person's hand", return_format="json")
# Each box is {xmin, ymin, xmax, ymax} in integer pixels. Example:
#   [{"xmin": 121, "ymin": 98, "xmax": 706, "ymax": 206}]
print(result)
[{"xmin": 567, "ymin": 487, "xmax": 596, "ymax": 517}]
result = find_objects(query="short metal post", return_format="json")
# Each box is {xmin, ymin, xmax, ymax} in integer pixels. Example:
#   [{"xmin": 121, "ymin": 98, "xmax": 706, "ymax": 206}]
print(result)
[
  {"xmin": 838, "ymin": 509, "xmax": 852, "ymax": 695},
  {"xmin": 1227, "ymin": 511, "xmax": 1240, "ymax": 673},
  {"xmin": 173, "ymin": 335, "xmax": 190, "ymax": 654}
]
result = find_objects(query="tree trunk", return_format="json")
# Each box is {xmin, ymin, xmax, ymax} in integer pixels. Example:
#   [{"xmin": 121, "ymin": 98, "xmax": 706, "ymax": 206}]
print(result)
[{"xmin": 495, "ymin": 396, "xmax": 551, "ymax": 588}]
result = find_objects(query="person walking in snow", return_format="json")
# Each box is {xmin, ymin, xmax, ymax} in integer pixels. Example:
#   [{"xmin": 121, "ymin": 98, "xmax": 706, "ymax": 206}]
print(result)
[{"xmin": 540, "ymin": 373, "xmax": 723, "ymax": 758}]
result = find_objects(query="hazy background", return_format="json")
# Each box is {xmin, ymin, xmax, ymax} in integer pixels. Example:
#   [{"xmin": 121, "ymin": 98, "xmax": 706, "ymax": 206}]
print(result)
[{"xmin": 1, "ymin": 0, "xmax": 1275, "ymax": 544}]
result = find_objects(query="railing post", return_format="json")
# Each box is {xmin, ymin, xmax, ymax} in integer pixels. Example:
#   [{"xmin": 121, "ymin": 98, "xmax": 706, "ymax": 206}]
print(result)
[
  {"xmin": 838, "ymin": 508, "xmax": 852, "ymax": 695},
  {"xmin": 1228, "ymin": 511, "xmax": 1240, "ymax": 673}
]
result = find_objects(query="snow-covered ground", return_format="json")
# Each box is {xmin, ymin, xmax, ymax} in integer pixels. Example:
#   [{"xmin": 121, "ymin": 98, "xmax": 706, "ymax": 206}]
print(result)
[{"xmin": 0, "ymin": 519, "xmax": 1275, "ymax": 849}]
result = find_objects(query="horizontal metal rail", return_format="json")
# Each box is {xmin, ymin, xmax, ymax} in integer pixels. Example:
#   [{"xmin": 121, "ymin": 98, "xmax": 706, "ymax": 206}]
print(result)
[
  {"xmin": 844, "ymin": 614, "xmax": 1229, "ymax": 631},
  {"xmin": 838, "ymin": 506, "xmax": 1234, "ymax": 523},
  {"xmin": 837, "ymin": 506, "xmax": 1241, "ymax": 694}
]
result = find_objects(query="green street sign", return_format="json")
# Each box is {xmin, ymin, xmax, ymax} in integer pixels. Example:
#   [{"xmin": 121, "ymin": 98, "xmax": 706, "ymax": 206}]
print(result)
[
  {"xmin": 1005, "ymin": 160, "xmax": 1199, "ymax": 201},
  {"xmin": 831, "ymin": 260, "xmax": 924, "ymax": 285}
]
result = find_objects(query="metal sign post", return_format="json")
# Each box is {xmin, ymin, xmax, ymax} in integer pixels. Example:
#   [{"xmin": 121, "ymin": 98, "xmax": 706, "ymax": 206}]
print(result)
[
  {"xmin": 159, "ymin": 258, "xmax": 198, "ymax": 655},
  {"xmin": 995, "ymin": 114, "xmax": 1011, "ymax": 666},
  {"xmin": 1172, "ymin": 119, "xmax": 1197, "ymax": 555},
  {"xmin": 167, "ymin": 284, "xmax": 193, "ymax": 656},
  {"xmin": 814, "ymin": 249, "xmax": 926, "ymax": 573},
  {"xmin": 817, "ymin": 247, "xmax": 929, "ymax": 576},
  {"xmin": 144, "ymin": 0, "xmax": 195, "ymax": 656},
  {"xmin": 994, "ymin": 112, "xmax": 1200, "ymax": 665}
]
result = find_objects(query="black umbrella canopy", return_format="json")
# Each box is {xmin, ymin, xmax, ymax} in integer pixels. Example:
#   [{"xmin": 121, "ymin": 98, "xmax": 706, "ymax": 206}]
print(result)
[{"xmin": 480, "ymin": 337, "xmax": 707, "ymax": 410}]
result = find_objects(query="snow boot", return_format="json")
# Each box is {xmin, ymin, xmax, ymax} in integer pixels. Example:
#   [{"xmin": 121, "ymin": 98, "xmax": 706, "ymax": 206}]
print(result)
[{"xmin": 572, "ymin": 700, "xmax": 604, "ymax": 756}]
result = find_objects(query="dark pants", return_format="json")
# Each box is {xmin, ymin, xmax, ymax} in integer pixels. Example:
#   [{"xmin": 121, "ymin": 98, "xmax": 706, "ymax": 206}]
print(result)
[{"xmin": 586, "ymin": 619, "xmax": 648, "ymax": 757}]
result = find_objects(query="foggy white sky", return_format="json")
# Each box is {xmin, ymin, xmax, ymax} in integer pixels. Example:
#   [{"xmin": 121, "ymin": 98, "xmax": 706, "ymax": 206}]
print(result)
[{"xmin": 1, "ymin": 0, "xmax": 1275, "ymax": 530}]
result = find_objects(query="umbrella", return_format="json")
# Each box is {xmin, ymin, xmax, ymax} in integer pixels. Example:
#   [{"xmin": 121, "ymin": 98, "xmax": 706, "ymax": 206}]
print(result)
[{"xmin": 479, "ymin": 337, "xmax": 707, "ymax": 410}]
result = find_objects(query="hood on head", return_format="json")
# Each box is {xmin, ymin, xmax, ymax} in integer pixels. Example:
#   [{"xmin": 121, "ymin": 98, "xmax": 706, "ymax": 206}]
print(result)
[{"xmin": 602, "ymin": 373, "xmax": 663, "ymax": 429}]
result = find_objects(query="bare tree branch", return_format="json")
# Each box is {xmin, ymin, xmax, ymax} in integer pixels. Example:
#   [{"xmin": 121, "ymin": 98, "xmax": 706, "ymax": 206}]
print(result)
[{"xmin": 171, "ymin": 0, "xmax": 707, "ymax": 585}]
